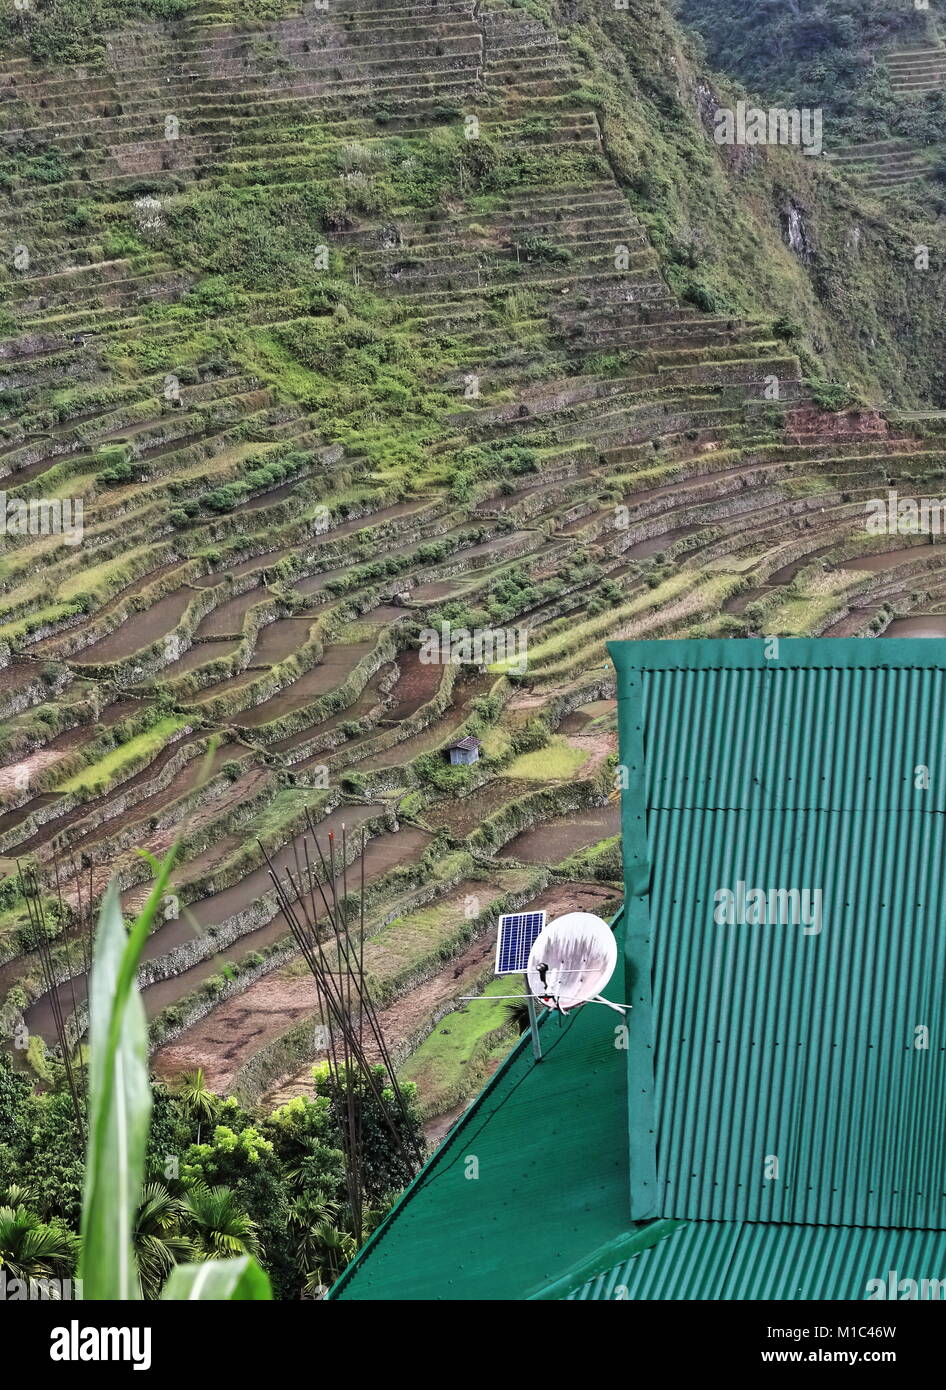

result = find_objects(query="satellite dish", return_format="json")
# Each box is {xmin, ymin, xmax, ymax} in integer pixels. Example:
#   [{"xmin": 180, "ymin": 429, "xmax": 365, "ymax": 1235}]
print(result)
[{"xmin": 526, "ymin": 912, "xmax": 624, "ymax": 1015}]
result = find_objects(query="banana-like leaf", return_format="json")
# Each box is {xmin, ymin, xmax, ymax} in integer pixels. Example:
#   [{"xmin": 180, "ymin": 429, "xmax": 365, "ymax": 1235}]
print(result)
[
  {"xmin": 78, "ymin": 881, "xmax": 151, "ymax": 1299},
  {"xmin": 78, "ymin": 855, "xmax": 176, "ymax": 1301},
  {"xmin": 76, "ymin": 849, "xmax": 272, "ymax": 1301},
  {"xmin": 162, "ymin": 1256, "xmax": 272, "ymax": 1301}
]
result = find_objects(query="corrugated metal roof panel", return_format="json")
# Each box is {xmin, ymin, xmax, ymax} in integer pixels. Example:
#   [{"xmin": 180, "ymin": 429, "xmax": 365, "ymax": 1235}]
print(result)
[
  {"xmin": 609, "ymin": 638, "xmax": 946, "ymax": 1232},
  {"xmin": 568, "ymin": 1221, "xmax": 946, "ymax": 1300},
  {"xmin": 649, "ymin": 806, "xmax": 946, "ymax": 1227},
  {"xmin": 641, "ymin": 665, "xmax": 946, "ymax": 812}
]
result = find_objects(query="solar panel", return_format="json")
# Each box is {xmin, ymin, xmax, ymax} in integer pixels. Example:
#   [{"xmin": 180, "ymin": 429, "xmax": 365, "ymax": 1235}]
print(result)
[{"xmin": 494, "ymin": 911, "xmax": 547, "ymax": 975}]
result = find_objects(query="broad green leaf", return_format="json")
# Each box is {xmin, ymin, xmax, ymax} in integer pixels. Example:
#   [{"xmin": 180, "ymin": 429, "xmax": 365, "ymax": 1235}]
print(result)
[
  {"xmin": 162, "ymin": 1256, "xmax": 272, "ymax": 1301},
  {"xmin": 75, "ymin": 848, "xmax": 272, "ymax": 1302},
  {"xmin": 78, "ymin": 854, "xmax": 176, "ymax": 1300},
  {"xmin": 78, "ymin": 881, "xmax": 151, "ymax": 1300}
]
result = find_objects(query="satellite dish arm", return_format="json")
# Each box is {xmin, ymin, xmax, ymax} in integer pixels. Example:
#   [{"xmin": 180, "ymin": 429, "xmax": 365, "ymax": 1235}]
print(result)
[{"xmin": 591, "ymin": 995, "xmax": 631, "ymax": 1016}]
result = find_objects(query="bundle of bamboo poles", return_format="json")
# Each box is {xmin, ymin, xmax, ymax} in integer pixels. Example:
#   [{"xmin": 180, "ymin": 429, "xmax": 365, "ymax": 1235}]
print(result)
[{"xmin": 261, "ymin": 811, "xmax": 424, "ymax": 1248}]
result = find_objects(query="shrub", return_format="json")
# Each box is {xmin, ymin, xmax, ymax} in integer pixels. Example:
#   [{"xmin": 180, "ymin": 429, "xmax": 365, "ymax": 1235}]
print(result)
[
  {"xmin": 516, "ymin": 235, "xmax": 572, "ymax": 264},
  {"xmin": 809, "ymin": 378, "xmax": 864, "ymax": 412}
]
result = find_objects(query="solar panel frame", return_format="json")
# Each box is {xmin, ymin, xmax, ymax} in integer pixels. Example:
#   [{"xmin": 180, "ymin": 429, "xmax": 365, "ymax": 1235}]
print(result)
[{"xmin": 494, "ymin": 910, "xmax": 547, "ymax": 975}]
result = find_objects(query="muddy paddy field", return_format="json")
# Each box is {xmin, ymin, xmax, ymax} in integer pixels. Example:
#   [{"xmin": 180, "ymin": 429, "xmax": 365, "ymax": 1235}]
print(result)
[
  {"xmin": 136, "ymin": 691, "xmax": 623, "ymax": 1129},
  {"xmin": 5, "ymin": 619, "xmax": 623, "ymax": 1133}
]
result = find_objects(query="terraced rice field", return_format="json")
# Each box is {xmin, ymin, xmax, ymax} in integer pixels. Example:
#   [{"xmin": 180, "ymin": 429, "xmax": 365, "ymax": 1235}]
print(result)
[
  {"xmin": 4, "ymin": 0, "xmax": 946, "ymax": 1122},
  {"xmin": 828, "ymin": 38, "xmax": 946, "ymax": 191},
  {"xmin": 887, "ymin": 44, "xmax": 946, "ymax": 94}
]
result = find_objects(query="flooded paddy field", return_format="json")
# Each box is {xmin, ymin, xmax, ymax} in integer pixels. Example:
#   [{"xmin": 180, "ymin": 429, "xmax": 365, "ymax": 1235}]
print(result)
[
  {"xmin": 234, "ymin": 640, "xmax": 379, "ymax": 726},
  {"xmin": 0, "ymin": 793, "xmax": 57, "ymax": 841},
  {"xmin": 408, "ymin": 578, "xmax": 470, "ymax": 602},
  {"xmin": 0, "ymin": 698, "xmax": 142, "ymax": 799},
  {"xmin": 293, "ymin": 566, "xmax": 348, "ymax": 596},
  {"xmin": 422, "ymin": 779, "xmax": 538, "ymax": 837},
  {"xmin": 359, "ymin": 719, "xmax": 457, "ymax": 770},
  {"xmin": 8, "ymin": 0, "xmax": 933, "ymax": 1161},
  {"xmin": 558, "ymin": 699, "xmax": 617, "ymax": 735},
  {"xmin": 162, "ymin": 638, "xmax": 241, "ymax": 677},
  {"xmin": 25, "ymin": 812, "xmax": 429, "ymax": 1046},
  {"xmin": 191, "ymin": 547, "xmax": 293, "ymax": 587},
  {"xmin": 821, "ymin": 607, "xmax": 878, "ymax": 636},
  {"xmin": 349, "ymin": 666, "xmax": 491, "ymax": 772},
  {"xmin": 73, "ymin": 587, "xmax": 196, "ymax": 664},
  {"xmin": 241, "ymin": 480, "xmax": 301, "ymax": 511},
  {"xmin": 0, "ymin": 663, "xmax": 47, "ymax": 701},
  {"xmin": 258, "ymin": 872, "xmax": 616, "ymax": 1123},
  {"xmin": 377, "ymin": 648, "xmax": 442, "ymax": 721},
  {"xmin": 723, "ymin": 586, "xmax": 769, "ymax": 616},
  {"xmin": 146, "ymin": 823, "xmax": 434, "ymax": 1085},
  {"xmin": 497, "ymin": 802, "xmax": 621, "ymax": 862},
  {"xmin": 50, "ymin": 742, "xmax": 242, "ymax": 862},
  {"xmin": 843, "ymin": 544, "xmax": 942, "ymax": 571},
  {"xmin": 250, "ymin": 616, "xmax": 317, "ymax": 666},
  {"xmin": 881, "ymin": 615, "xmax": 946, "ymax": 638},
  {"xmin": 11, "ymin": 0, "xmax": 946, "ymax": 1172},
  {"xmin": 166, "ymin": 868, "xmax": 531, "ymax": 1101},
  {"xmin": 9, "ymin": 737, "xmax": 216, "ymax": 857},
  {"xmin": 140, "ymin": 822, "xmax": 432, "ymax": 1022},
  {"xmin": 270, "ymin": 663, "xmax": 397, "ymax": 756},
  {"xmin": 194, "ymin": 586, "xmax": 268, "ymax": 637},
  {"xmin": 189, "ymin": 664, "xmax": 267, "ymax": 704},
  {"xmin": 768, "ymin": 545, "xmax": 838, "ymax": 584},
  {"xmin": 30, "ymin": 564, "xmax": 191, "ymax": 653},
  {"xmin": 622, "ymin": 524, "xmax": 700, "ymax": 559}
]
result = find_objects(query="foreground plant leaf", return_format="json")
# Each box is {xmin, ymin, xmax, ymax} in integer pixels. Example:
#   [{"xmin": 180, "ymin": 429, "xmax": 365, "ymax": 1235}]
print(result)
[
  {"xmin": 161, "ymin": 1255, "xmax": 272, "ymax": 1301},
  {"xmin": 78, "ymin": 857, "xmax": 176, "ymax": 1300}
]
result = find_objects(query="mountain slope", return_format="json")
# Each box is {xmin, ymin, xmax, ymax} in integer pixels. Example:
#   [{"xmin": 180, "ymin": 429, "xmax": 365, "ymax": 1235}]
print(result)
[{"xmin": 2, "ymin": 0, "xmax": 946, "ymax": 1101}]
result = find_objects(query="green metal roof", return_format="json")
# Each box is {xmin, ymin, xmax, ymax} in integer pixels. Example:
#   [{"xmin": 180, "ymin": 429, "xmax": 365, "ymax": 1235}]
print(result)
[
  {"xmin": 638, "ymin": 651, "xmax": 946, "ymax": 813},
  {"xmin": 609, "ymin": 638, "xmax": 946, "ymax": 1231},
  {"xmin": 567, "ymin": 1221, "xmax": 946, "ymax": 1300},
  {"xmin": 331, "ymin": 637, "xmax": 946, "ymax": 1298},
  {"xmin": 330, "ymin": 908, "xmax": 635, "ymax": 1301}
]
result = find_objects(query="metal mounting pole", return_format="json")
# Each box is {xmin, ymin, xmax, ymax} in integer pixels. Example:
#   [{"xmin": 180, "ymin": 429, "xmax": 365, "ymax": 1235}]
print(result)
[{"xmin": 526, "ymin": 994, "xmax": 543, "ymax": 1062}]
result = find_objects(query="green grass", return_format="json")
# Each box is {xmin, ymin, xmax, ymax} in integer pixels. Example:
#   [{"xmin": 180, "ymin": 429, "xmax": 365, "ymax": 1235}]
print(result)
[
  {"xmin": 763, "ymin": 594, "xmax": 852, "ymax": 637},
  {"xmin": 57, "ymin": 545, "xmax": 163, "ymax": 601},
  {"xmin": 399, "ymin": 975, "xmax": 524, "ymax": 1119},
  {"xmin": 0, "ymin": 601, "xmax": 86, "ymax": 647},
  {"xmin": 55, "ymin": 716, "xmax": 190, "ymax": 795},
  {"xmin": 528, "ymin": 574, "xmax": 742, "ymax": 681},
  {"xmin": 502, "ymin": 736, "xmax": 590, "ymax": 781},
  {"xmin": 521, "ymin": 573, "xmax": 694, "ymax": 667},
  {"xmin": 364, "ymin": 865, "xmax": 539, "ymax": 982},
  {"xmin": 478, "ymin": 725, "xmax": 513, "ymax": 761}
]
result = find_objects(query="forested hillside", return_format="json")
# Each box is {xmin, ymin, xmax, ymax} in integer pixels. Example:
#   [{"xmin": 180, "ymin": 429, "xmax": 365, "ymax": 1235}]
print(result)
[{"xmin": 677, "ymin": 0, "xmax": 946, "ymax": 140}]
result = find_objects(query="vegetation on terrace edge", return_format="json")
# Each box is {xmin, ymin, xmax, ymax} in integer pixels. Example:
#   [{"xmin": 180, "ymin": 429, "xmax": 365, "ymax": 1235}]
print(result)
[{"xmin": 0, "ymin": 0, "xmax": 298, "ymax": 65}]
